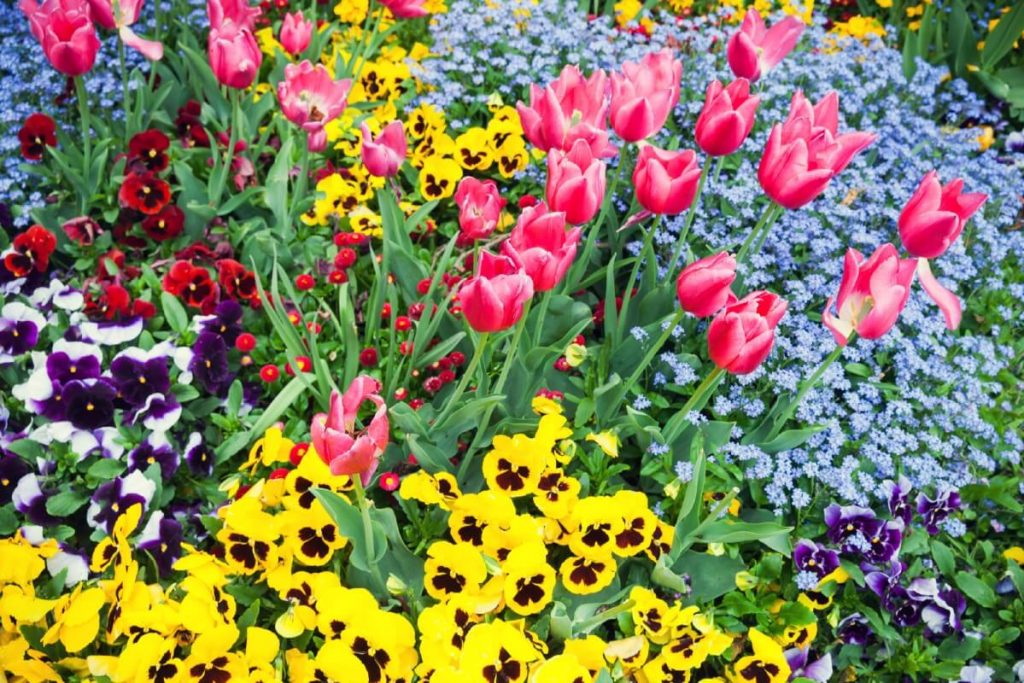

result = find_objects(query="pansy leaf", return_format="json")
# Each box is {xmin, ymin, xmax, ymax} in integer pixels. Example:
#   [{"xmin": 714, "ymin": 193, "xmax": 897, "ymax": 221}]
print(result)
[
  {"xmin": 931, "ymin": 540, "xmax": 957, "ymax": 576},
  {"xmin": 954, "ymin": 571, "xmax": 996, "ymax": 608},
  {"xmin": 45, "ymin": 490, "xmax": 90, "ymax": 517}
]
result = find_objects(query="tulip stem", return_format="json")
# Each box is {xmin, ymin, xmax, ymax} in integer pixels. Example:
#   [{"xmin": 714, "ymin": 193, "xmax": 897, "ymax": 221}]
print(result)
[
  {"xmin": 769, "ymin": 338, "xmax": 851, "ymax": 441},
  {"xmin": 576, "ymin": 598, "xmax": 635, "ymax": 633},
  {"xmin": 617, "ymin": 214, "xmax": 660, "ymax": 346},
  {"xmin": 434, "ymin": 331, "xmax": 489, "ymax": 429},
  {"xmin": 119, "ymin": 39, "xmax": 132, "ymax": 139},
  {"xmin": 736, "ymin": 201, "xmax": 782, "ymax": 264},
  {"xmin": 459, "ymin": 302, "xmax": 532, "ymax": 481},
  {"xmin": 566, "ymin": 152, "xmax": 628, "ymax": 292},
  {"xmin": 666, "ymin": 157, "xmax": 714, "ymax": 274},
  {"xmin": 291, "ymin": 141, "xmax": 310, "ymax": 225},
  {"xmin": 211, "ymin": 90, "xmax": 240, "ymax": 208},
  {"xmin": 621, "ymin": 308, "xmax": 686, "ymax": 399},
  {"xmin": 663, "ymin": 366, "xmax": 725, "ymax": 443},
  {"xmin": 532, "ymin": 290, "xmax": 551, "ymax": 347},
  {"xmin": 74, "ymin": 77, "xmax": 92, "ymax": 213},
  {"xmin": 351, "ymin": 476, "xmax": 386, "ymax": 598}
]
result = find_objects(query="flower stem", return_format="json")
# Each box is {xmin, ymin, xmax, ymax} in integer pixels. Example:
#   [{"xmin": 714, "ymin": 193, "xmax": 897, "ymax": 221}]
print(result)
[
  {"xmin": 118, "ymin": 38, "xmax": 131, "ymax": 139},
  {"xmin": 351, "ymin": 476, "xmax": 386, "ymax": 597},
  {"xmin": 663, "ymin": 366, "xmax": 726, "ymax": 443},
  {"xmin": 291, "ymin": 141, "xmax": 310, "ymax": 225},
  {"xmin": 566, "ymin": 152, "xmax": 628, "ymax": 292},
  {"xmin": 616, "ymin": 214, "xmax": 660, "ymax": 344},
  {"xmin": 769, "ymin": 338, "xmax": 850, "ymax": 441},
  {"xmin": 666, "ymin": 157, "xmax": 716, "ymax": 274},
  {"xmin": 434, "ymin": 331, "xmax": 489, "ymax": 429},
  {"xmin": 735, "ymin": 201, "xmax": 782, "ymax": 265},
  {"xmin": 532, "ymin": 289, "xmax": 551, "ymax": 347},
  {"xmin": 621, "ymin": 308, "xmax": 686, "ymax": 398},
  {"xmin": 74, "ymin": 76, "xmax": 92, "ymax": 213},
  {"xmin": 576, "ymin": 599, "xmax": 635, "ymax": 633}
]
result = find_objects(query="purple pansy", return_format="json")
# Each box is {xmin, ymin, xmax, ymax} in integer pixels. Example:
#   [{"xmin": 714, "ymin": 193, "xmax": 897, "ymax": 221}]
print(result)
[
  {"xmin": 190, "ymin": 330, "xmax": 231, "ymax": 395},
  {"xmin": 184, "ymin": 432, "xmax": 214, "ymax": 477},
  {"xmin": 200, "ymin": 299, "xmax": 244, "ymax": 345},
  {"xmin": 61, "ymin": 379, "xmax": 118, "ymax": 430},
  {"xmin": 784, "ymin": 648, "xmax": 833, "ymax": 682},
  {"xmin": 793, "ymin": 539, "xmax": 840, "ymax": 580},
  {"xmin": 128, "ymin": 435, "xmax": 180, "ymax": 480},
  {"xmin": 836, "ymin": 613, "xmax": 873, "ymax": 645},
  {"xmin": 137, "ymin": 510, "xmax": 184, "ymax": 578},
  {"xmin": 86, "ymin": 470, "xmax": 157, "ymax": 534},
  {"xmin": 917, "ymin": 490, "xmax": 961, "ymax": 535},
  {"xmin": 882, "ymin": 475, "xmax": 913, "ymax": 528},
  {"xmin": 12, "ymin": 473, "xmax": 57, "ymax": 526},
  {"xmin": 0, "ymin": 302, "xmax": 46, "ymax": 362}
]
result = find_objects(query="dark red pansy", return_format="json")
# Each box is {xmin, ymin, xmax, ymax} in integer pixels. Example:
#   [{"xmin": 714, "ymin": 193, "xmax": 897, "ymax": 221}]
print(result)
[
  {"xmin": 163, "ymin": 260, "xmax": 219, "ymax": 312},
  {"xmin": 141, "ymin": 205, "xmax": 185, "ymax": 242},
  {"xmin": 119, "ymin": 172, "xmax": 171, "ymax": 215},
  {"xmin": 216, "ymin": 259, "xmax": 258, "ymax": 303},
  {"xmin": 175, "ymin": 100, "xmax": 210, "ymax": 148},
  {"xmin": 3, "ymin": 225, "xmax": 57, "ymax": 277},
  {"xmin": 62, "ymin": 216, "xmax": 103, "ymax": 246},
  {"xmin": 18, "ymin": 113, "xmax": 57, "ymax": 161},
  {"xmin": 85, "ymin": 282, "xmax": 132, "ymax": 320},
  {"xmin": 128, "ymin": 129, "xmax": 171, "ymax": 173}
]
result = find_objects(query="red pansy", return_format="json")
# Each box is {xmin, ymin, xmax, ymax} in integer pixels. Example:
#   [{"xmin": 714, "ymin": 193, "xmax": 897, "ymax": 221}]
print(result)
[
  {"xmin": 3, "ymin": 225, "xmax": 57, "ymax": 277},
  {"xmin": 216, "ymin": 259, "xmax": 259, "ymax": 303},
  {"xmin": 119, "ymin": 172, "xmax": 171, "ymax": 215},
  {"xmin": 141, "ymin": 205, "xmax": 185, "ymax": 242},
  {"xmin": 18, "ymin": 113, "xmax": 57, "ymax": 161},
  {"xmin": 128, "ymin": 129, "xmax": 171, "ymax": 173}
]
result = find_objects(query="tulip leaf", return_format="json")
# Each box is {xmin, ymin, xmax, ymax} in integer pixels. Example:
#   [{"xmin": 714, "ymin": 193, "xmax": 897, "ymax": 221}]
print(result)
[
  {"xmin": 697, "ymin": 520, "xmax": 793, "ymax": 545},
  {"xmin": 311, "ymin": 488, "xmax": 387, "ymax": 573},
  {"xmin": 405, "ymin": 434, "xmax": 455, "ymax": 474},
  {"xmin": 756, "ymin": 426, "xmax": 825, "ymax": 454},
  {"xmin": 981, "ymin": 2, "xmax": 1024, "ymax": 70},
  {"xmin": 673, "ymin": 551, "xmax": 745, "ymax": 603}
]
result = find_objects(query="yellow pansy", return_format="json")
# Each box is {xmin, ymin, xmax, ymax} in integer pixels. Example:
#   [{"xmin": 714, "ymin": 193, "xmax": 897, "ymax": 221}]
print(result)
[
  {"xmin": 42, "ymin": 585, "xmax": 106, "ymax": 653},
  {"xmin": 586, "ymin": 430, "xmax": 620, "ymax": 458}
]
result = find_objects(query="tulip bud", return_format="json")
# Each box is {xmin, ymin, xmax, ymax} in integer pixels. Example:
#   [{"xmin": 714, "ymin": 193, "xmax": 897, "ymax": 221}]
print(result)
[
  {"xmin": 707, "ymin": 291, "xmax": 787, "ymax": 375},
  {"xmin": 897, "ymin": 171, "xmax": 986, "ymax": 259},
  {"xmin": 501, "ymin": 201, "xmax": 579, "ymax": 292},
  {"xmin": 361, "ymin": 121, "xmax": 407, "ymax": 178},
  {"xmin": 695, "ymin": 79, "xmax": 760, "ymax": 157},
  {"xmin": 546, "ymin": 139, "xmax": 606, "ymax": 225},
  {"xmin": 609, "ymin": 49, "xmax": 682, "ymax": 142},
  {"xmin": 279, "ymin": 11, "xmax": 313, "ymax": 55},
  {"xmin": 458, "ymin": 251, "xmax": 534, "ymax": 332},
  {"xmin": 676, "ymin": 252, "xmax": 736, "ymax": 317},
  {"xmin": 632, "ymin": 145, "xmax": 701, "ymax": 216}
]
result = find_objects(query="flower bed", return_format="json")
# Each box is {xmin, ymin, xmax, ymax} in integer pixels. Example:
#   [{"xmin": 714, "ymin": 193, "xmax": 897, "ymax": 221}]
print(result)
[{"xmin": 2, "ymin": 0, "xmax": 1024, "ymax": 681}]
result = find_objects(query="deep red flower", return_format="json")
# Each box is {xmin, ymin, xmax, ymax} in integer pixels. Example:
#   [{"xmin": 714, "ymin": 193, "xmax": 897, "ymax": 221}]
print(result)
[
  {"xmin": 216, "ymin": 259, "xmax": 258, "ymax": 303},
  {"xmin": 448, "ymin": 351, "xmax": 465, "ymax": 366},
  {"xmin": 359, "ymin": 348, "xmax": 378, "ymax": 367},
  {"xmin": 128, "ymin": 129, "xmax": 171, "ymax": 173},
  {"xmin": 235, "ymin": 332, "xmax": 257, "ymax": 352},
  {"xmin": 328, "ymin": 270, "xmax": 347, "ymax": 284},
  {"xmin": 141, "ymin": 205, "xmax": 185, "ymax": 242},
  {"xmin": 285, "ymin": 356, "xmax": 312, "ymax": 375},
  {"xmin": 379, "ymin": 472, "xmax": 399, "ymax": 492},
  {"xmin": 133, "ymin": 299, "xmax": 157, "ymax": 318},
  {"xmin": 175, "ymin": 100, "xmax": 210, "ymax": 148},
  {"xmin": 395, "ymin": 315, "xmax": 412, "ymax": 331},
  {"xmin": 295, "ymin": 273, "xmax": 315, "ymax": 291},
  {"xmin": 260, "ymin": 364, "xmax": 280, "ymax": 382},
  {"xmin": 399, "ymin": 341, "xmax": 413, "ymax": 356},
  {"xmin": 334, "ymin": 248, "xmax": 357, "ymax": 269},
  {"xmin": 18, "ymin": 113, "xmax": 57, "ymax": 161},
  {"xmin": 85, "ymin": 282, "xmax": 132, "ymax": 320},
  {"xmin": 3, "ymin": 225, "xmax": 57, "ymax": 277},
  {"xmin": 119, "ymin": 172, "xmax": 171, "ymax": 215},
  {"xmin": 289, "ymin": 442, "xmax": 308, "ymax": 465},
  {"xmin": 174, "ymin": 242, "xmax": 218, "ymax": 262},
  {"xmin": 98, "ymin": 249, "xmax": 136, "ymax": 281},
  {"xmin": 62, "ymin": 216, "xmax": 102, "ymax": 246},
  {"xmin": 163, "ymin": 260, "xmax": 219, "ymax": 312}
]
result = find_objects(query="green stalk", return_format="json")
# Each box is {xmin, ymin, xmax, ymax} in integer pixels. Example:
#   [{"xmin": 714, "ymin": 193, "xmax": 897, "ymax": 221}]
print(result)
[
  {"xmin": 666, "ymin": 157, "xmax": 714, "ymax": 274},
  {"xmin": 211, "ymin": 90, "xmax": 240, "ymax": 207},
  {"xmin": 118, "ymin": 37, "xmax": 132, "ymax": 139},
  {"xmin": 769, "ymin": 338, "xmax": 850, "ymax": 441},
  {"xmin": 74, "ymin": 76, "xmax": 92, "ymax": 213},
  {"xmin": 736, "ymin": 201, "xmax": 782, "ymax": 264},
  {"xmin": 663, "ymin": 366, "xmax": 726, "ymax": 443},
  {"xmin": 565, "ymin": 153, "xmax": 628, "ymax": 292},
  {"xmin": 616, "ymin": 215, "xmax": 660, "ymax": 346},
  {"xmin": 351, "ymin": 476, "xmax": 386, "ymax": 597},
  {"xmin": 621, "ymin": 308, "xmax": 686, "ymax": 398},
  {"xmin": 291, "ymin": 141, "xmax": 311, "ymax": 223},
  {"xmin": 531, "ymin": 289, "xmax": 552, "ymax": 347},
  {"xmin": 575, "ymin": 599, "xmax": 635, "ymax": 633}
]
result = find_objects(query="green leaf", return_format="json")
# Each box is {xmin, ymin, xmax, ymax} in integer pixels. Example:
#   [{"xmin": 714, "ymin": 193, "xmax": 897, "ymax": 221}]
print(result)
[
  {"xmin": 405, "ymin": 434, "xmax": 454, "ymax": 474},
  {"xmin": 674, "ymin": 552, "xmax": 744, "ymax": 602},
  {"xmin": 757, "ymin": 426, "xmax": 825, "ymax": 454},
  {"xmin": 265, "ymin": 136, "xmax": 294, "ymax": 231},
  {"xmin": 931, "ymin": 540, "xmax": 956, "ymax": 576},
  {"xmin": 947, "ymin": 0, "xmax": 980, "ymax": 77},
  {"xmin": 937, "ymin": 633, "xmax": 981, "ymax": 660},
  {"xmin": 0, "ymin": 506, "xmax": 18, "ymax": 536},
  {"xmin": 311, "ymin": 488, "xmax": 387, "ymax": 573},
  {"xmin": 989, "ymin": 626, "xmax": 1020, "ymax": 646},
  {"xmin": 46, "ymin": 490, "xmax": 89, "ymax": 517},
  {"xmin": 86, "ymin": 459, "xmax": 126, "ymax": 480},
  {"xmin": 237, "ymin": 599, "xmax": 261, "ymax": 631},
  {"xmin": 954, "ymin": 570, "xmax": 996, "ymax": 608},
  {"xmin": 6, "ymin": 439, "xmax": 44, "ymax": 462},
  {"xmin": 981, "ymin": 2, "xmax": 1024, "ymax": 69},
  {"xmin": 227, "ymin": 379, "xmax": 244, "ymax": 417},
  {"xmin": 160, "ymin": 292, "xmax": 189, "ymax": 335},
  {"xmin": 697, "ymin": 520, "xmax": 793, "ymax": 545}
]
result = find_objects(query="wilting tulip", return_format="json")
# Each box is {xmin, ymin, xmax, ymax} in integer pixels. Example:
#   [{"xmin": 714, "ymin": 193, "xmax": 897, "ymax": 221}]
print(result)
[
  {"xmin": 695, "ymin": 78, "xmax": 760, "ymax": 156},
  {"xmin": 208, "ymin": 18, "xmax": 262, "ymax": 89},
  {"xmin": 88, "ymin": 0, "xmax": 163, "ymax": 59},
  {"xmin": 277, "ymin": 60, "xmax": 351, "ymax": 151},
  {"xmin": 821, "ymin": 244, "xmax": 916, "ymax": 346},
  {"xmin": 379, "ymin": 0, "xmax": 428, "ymax": 18},
  {"xmin": 501, "ymin": 202, "xmax": 580, "ymax": 292},
  {"xmin": 279, "ymin": 10, "xmax": 312, "ymax": 55},
  {"xmin": 361, "ymin": 121, "xmax": 406, "ymax": 178},
  {"xmin": 758, "ymin": 91, "xmax": 876, "ymax": 210},
  {"xmin": 21, "ymin": 0, "xmax": 101, "ymax": 76},
  {"xmin": 546, "ymin": 139, "xmax": 606, "ymax": 225},
  {"xmin": 455, "ymin": 177, "xmax": 506, "ymax": 241},
  {"xmin": 459, "ymin": 252, "xmax": 534, "ymax": 333},
  {"xmin": 726, "ymin": 8, "xmax": 804, "ymax": 82},
  {"xmin": 516, "ymin": 65, "xmax": 614, "ymax": 157},
  {"xmin": 676, "ymin": 252, "xmax": 736, "ymax": 317},
  {"xmin": 609, "ymin": 49, "xmax": 682, "ymax": 142},
  {"xmin": 898, "ymin": 171, "xmax": 987, "ymax": 259},
  {"xmin": 311, "ymin": 375, "xmax": 389, "ymax": 485},
  {"xmin": 632, "ymin": 145, "xmax": 701, "ymax": 216},
  {"xmin": 707, "ymin": 291, "xmax": 787, "ymax": 374}
]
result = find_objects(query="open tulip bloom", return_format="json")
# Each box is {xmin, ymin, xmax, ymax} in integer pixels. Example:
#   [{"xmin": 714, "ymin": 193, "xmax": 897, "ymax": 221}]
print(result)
[
  {"xmin": 277, "ymin": 61, "xmax": 352, "ymax": 151},
  {"xmin": 516, "ymin": 65, "xmax": 614, "ymax": 157},
  {"xmin": 726, "ymin": 8, "xmax": 805, "ymax": 82},
  {"xmin": 822, "ymin": 244, "xmax": 916, "ymax": 346},
  {"xmin": 311, "ymin": 375, "xmax": 389, "ymax": 485}
]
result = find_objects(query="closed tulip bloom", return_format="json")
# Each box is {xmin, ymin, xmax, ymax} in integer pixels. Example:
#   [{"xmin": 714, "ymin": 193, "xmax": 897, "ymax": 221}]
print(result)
[
  {"xmin": 517, "ymin": 65, "xmax": 614, "ymax": 157},
  {"xmin": 501, "ymin": 202, "xmax": 580, "ymax": 292},
  {"xmin": 822, "ymin": 244, "xmax": 916, "ymax": 346},
  {"xmin": 610, "ymin": 49, "xmax": 682, "ymax": 142},
  {"xmin": 758, "ymin": 91, "xmax": 876, "ymax": 209},
  {"xmin": 277, "ymin": 60, "xmax": 351, "ymax": 151},
  {"xmin": 459, "ymin": 252, "xmax": 534, "ymax": 333},
  {"xmin": 898, "ymin": 171, "xmax": 987, "ymax": 259},
  {"xmin": 707, "ymin": 291, "xmax": 787, "ymax": 375},
  {"xmin": 632, "ymin": 145, "xmax": 701, "ymax": 216},
  {"xmin": 311, "ymin": 376, "xmax": 389, "ymax": 485},
  {"xmin": 379, "ymin": 0, "xmax": 429, "ymax": 18},
  {"xmin": 455, "ymin": 177, "xmax": 506, "ymax": 241},
  {"xmin": 21, "ymin": 0, "xmax": 100, "ymax": 76},
  {"xmin": 361, "ymin": 121, "xmax": 406, "ymax": 178},
  {"xmin": 726, "ymin": 8, "xmax": 804, "ymax": 82},
  {"xmin": 546, "ymin": 139, "xmax": 606, "ymax": 225},
  {"xmin": 208, "ymin": 18, "xmax": 261, "ymax": 89},
  {"xmin": 676, "ymin": 252, "xmax": 736, "ymax": 317},
  {"xmin": 279, "ymin": 11, "xmax": 312, "ymax": 55},
  {"xmin": 695, "ymin": 78, "xmax": 760, "ymax": 156}
]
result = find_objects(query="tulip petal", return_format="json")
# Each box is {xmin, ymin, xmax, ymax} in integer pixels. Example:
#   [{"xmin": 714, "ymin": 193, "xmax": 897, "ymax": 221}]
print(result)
[{"xmin": 916, "ymin": 258, "xmax": 961, "ymax": 330}]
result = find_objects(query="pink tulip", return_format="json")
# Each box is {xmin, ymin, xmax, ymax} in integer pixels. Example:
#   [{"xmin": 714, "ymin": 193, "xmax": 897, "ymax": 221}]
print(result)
[
  {"xmin": 501, "ymin": 201, "xmax": 580, "ymax": 292},
  {"xmin": 609, "ymin": 49, "xmax": 682, "ymax": 142},
  {"xmin": 454, "ymin": 177, "xmax": 506, "ymax": 241},
  {"xmin": 87, "ymin": 0, "xmax": 163, "ymax": 59},
  {"xmin": 676, "ymin": 252, "xmax": 736, "ymax": 317},
  {"xmin": 546, "ymin": 139, "xmax": 606, "ymax": 225},
  {"xmin": 277, "ymin": 60, "xmax": 351, "ymax": 151},
  {"xmin": 695, "ymin": 78, "xmax": 760, "ymax": 156},
  {"xmin": 821, "ymin": 244, "xmax": 916, "ymax": 346},
  {"xmin": 208, "ymin": 0, "xmax": 260, "ymax": 29},
  {"xmin": 311, "ymin": 375, "xmax": 389, "ymax": 485},
  {"xmin": 726, "ymin": 8, "xmax": 804, "ymax": 82},
  {"xmin": 208, "ymin": 18, "xmax": 261, "ymax": 89},
  {"xmin": 707, "ymin": 291, "xmax": 787, "ymax": 374},
  {"xmin": 459, "ymin": 252, "xmax": 534, "ymax": 333},
  {"xmin": 516, "ymin": 65, "xmax": 614, "ymax": 157},
  {"xmin": 360, "ymin": 121, "xmax": 406, "ymax": 178},
  {"xmin": 758, "ymin": 91, "xmax": 876, "ymax": 209},
  {"xmin": 379, "ymin": 0, "xmax": 428, "ymax": 18},
  {"xmin": 21, "ymin": 0, "xmax": 100, "ymax": 76},
  {"xmin": 632, "ymin": 145, "xmax": 701, "ymax": 216},
  {"xmin": 898, "ymin": 171, "xmax": 987, "ymax": 259},
  {"xmin": 279, "ymin": 11, "xmax": 312, "ymax": 55}
]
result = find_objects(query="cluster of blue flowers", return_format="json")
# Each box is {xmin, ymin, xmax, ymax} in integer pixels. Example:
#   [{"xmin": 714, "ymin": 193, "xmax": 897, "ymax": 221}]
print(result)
[{"xmin": 419, "ymin": 1, "xmax": 1023, "ymax": 509}]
